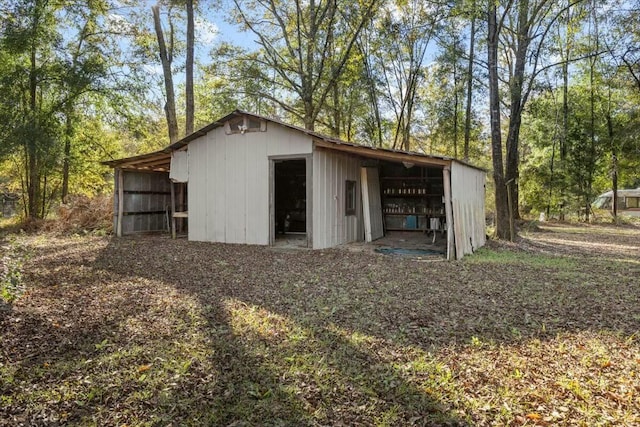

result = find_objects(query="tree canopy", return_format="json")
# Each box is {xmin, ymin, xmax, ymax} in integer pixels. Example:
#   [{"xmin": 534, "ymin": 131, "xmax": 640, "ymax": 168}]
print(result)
[{"xmin": 0, "ymin": 0, "xmax": 638, "ymax": 232}]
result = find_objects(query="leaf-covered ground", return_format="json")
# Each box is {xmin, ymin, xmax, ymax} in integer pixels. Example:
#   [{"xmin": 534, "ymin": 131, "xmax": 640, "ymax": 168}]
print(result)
[{"xmin": 1, "ymin": 223, "xmax": 639, "ymax": 426}]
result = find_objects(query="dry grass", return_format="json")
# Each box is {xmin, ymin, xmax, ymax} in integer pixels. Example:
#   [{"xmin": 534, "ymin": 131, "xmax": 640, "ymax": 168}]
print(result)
[{"xmin": 1, "ymin": 223, "xmax": 639, "ymax": 426}]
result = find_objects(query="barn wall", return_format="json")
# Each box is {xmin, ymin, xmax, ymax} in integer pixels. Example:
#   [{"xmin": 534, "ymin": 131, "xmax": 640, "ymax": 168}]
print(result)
[
  {"xmin": 116, "ymin": 170, "xmax": 171, "ymax": 234},
  {"xmin": 312, "ymin": 148, "xmax": 363, "ymax": 249},
  {"xmin": 188, "ymin": 122, "xmax": 313, "ymax": 244},
  {"xmin": 450, "ymin": 162, "xmax": 486, "ymax": 258}
]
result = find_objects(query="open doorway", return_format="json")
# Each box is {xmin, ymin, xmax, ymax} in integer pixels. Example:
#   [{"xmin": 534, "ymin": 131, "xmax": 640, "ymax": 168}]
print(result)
[
  {"xmin": 273, "ymin": 158, "xmax": 308, "ymax": 247},
  {"xmin": 376, "ymin": 161, "xmax": 447, "ymax": 256}
]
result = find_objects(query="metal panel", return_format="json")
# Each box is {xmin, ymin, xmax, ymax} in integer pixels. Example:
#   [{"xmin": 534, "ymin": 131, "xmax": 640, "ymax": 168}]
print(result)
[
  {"xmin": 187, "ymin": 122, "xmax": 312, "ymax": 245},
  {"xmin": 211, "ymin": 131, "xmax": 225, "ymax": 242},
  {"xmin": 312, "ymin": 148, "xmax": 363, "ymax": 249},
  {"xmin": 187, "ymin": 132, "xmax": 208, "ymax": 241},
  {"xmin": 169, "ymin": 150, "xmax": 189, "ymax": 182},
  {"xmin": 450, "ymin": 161, "xmax": 486, "ymax": 258},
  {"xmin": 361, "ymin": 167, "xmax": 384, "ymax": 242}
]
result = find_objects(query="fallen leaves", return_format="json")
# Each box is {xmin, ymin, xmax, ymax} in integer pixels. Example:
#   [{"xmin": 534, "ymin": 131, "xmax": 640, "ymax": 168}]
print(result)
[{"xmin": 0, "ymin": 224, "xmax": 639, "ymax": 426}]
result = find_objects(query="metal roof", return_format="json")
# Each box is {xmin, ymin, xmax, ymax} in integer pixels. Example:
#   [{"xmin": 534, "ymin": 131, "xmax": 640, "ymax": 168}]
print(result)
[{"xmin": 103, "ymin": 110, "xmax": 484, "ymax": 172}]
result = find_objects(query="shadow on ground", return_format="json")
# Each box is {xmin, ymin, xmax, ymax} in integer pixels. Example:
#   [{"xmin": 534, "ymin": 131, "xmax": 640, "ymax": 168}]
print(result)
[{"xmin": 2, "ymin": 223, "xmax": 639, "ymax": 425}]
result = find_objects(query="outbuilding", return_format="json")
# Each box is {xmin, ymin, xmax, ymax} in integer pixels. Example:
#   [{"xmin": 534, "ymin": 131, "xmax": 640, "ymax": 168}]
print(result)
[{"xmin": 104, "ymin": 111, "xmax": 486, "ymax": 259}]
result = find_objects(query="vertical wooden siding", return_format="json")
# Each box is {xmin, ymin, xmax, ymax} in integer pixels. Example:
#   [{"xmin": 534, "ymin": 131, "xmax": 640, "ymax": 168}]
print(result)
[
  {"xmin": 450, "ymin": 162, "xmax": 486, "ymax": 258},
  {"xmin": 312, "ymin": 148, "xmax": 363, "ymax": 249},
  {"xmin": 188, "ymin": 123, "xmax": 313, "ymax": 245},
  {"xmin": 119, "ymin": 170, "xmax": 172, "ymax": 234}
]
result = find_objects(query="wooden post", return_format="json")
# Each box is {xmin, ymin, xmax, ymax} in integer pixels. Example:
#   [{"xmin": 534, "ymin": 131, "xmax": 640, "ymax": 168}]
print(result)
[
  {"xmin": 170, "ymin": 181, "xmax": 176, "ymax": 239},
  {"xmin": 116, "ymin": 168, "xmax": 124, "ymax": 237},
  {"xmin": 443, "ymin": 165, "xmax": 454, "ymax": 260}
]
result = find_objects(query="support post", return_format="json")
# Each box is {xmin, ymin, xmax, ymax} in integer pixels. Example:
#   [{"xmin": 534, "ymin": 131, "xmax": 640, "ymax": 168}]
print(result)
[
  {"xmin": 116, "ymin": 168, "xmax": 124, "ymax": 237},
  {"xmin": 170, "ymin": 181, "xmax": 176, "ymax": 239},
  {"xmin": 443, "ymin": 165, "xmax": 455, "ymax": 260}
]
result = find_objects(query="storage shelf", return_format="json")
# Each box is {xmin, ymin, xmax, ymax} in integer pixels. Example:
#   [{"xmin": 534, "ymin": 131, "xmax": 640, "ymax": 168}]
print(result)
[
  {"xmin": 385, "ymin": 228, "xmax": 430, "ymax": 232},
  {"xmin": 383, "ymin": 194, "xmax": 441, "ymax": 198},
  {"xmin": 381, "ymin": 172, "xmax": 445, "ymax": 233},
  {"xmin": 384, "ymin": 212, "xmax": 445, "ymax": 216},
  {"xmin": 382, "ymin": 177, "xmax": 443, "ymax": 180}
]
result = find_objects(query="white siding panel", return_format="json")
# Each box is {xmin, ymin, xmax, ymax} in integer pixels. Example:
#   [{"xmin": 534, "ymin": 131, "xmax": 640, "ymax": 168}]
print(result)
[
  {"xmin": 312, "ymin": 148, "xmax": 363, "ymax": 249},
  {"xmin": 266, "ymin": 123, "xmax": 313, "ymax": 156},
  {"xmin": 225, "ymin": 136, "xmax": 246, "ymax": 243},
  {"xmin": 246, "ymin": 134, "xmax": 269, "ymax": 244},
  {"xmin": 450, "ymin": 162, "xmax": 486, "ymax": 258},
  {"xmin": 211, "ymin": 132, "xmax": 226, "ymax": 242},
  {"xmin": 188, "ymin": 136, "xmax": 208, "ymax": 241},
  {"xmin": 187, "ymin": 122, "xmax": 312, "ymax": 245}
]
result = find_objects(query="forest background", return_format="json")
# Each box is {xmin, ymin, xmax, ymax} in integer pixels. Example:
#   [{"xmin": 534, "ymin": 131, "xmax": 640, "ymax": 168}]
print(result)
[{"xmin": 1, "ymin": 0, "xmax": 639, "ymax": 239}]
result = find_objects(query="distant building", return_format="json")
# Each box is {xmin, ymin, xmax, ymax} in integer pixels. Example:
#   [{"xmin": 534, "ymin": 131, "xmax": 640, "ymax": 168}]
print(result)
[
  {"xmin": 593, "ymin": 188, "xmax": 640, "ymax": 217},
  {"xmin": 1, "ymin": 192, "xmax": 19, "ymax": 218}
]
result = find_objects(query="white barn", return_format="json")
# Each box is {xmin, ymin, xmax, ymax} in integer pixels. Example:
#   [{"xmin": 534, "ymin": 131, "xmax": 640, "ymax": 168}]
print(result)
[{"xmin": 105, "ymin": 111, "xmax": 486, "ymax": 259}]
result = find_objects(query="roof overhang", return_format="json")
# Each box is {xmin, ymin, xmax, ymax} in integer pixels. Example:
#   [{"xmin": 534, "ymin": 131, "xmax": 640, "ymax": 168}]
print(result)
[
  {"xmin": 313, "ymin": 139, "xmax": 451, "ymax": 168},
  {"xmin": 102, "ymin": 150, "xmax": 171, "ymax": 172}
]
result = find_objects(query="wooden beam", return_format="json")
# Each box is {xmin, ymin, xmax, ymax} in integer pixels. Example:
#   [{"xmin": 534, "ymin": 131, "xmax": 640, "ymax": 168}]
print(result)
[
  {"xmin": 117, "ymin": 156, "xmax": 171, "ymax": 169},
  {"xmin": 313, "ymin": 140, "xmax": 450, "ymax": 167}
]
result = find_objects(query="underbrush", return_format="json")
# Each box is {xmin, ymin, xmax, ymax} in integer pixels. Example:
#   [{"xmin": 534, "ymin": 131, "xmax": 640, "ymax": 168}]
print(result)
[{"xmin": 5, "ymin": 195, "xmax": 113, "ymax": 236}]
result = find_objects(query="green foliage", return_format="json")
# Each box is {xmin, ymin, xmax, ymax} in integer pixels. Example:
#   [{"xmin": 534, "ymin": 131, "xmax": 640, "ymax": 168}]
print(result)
[
  {"xmin": 520, "ymin": 61, "xmax": 640, "ymax": 218},
  {"xmin": 0, "ymin": 238, "xmax": 26, "ymax": 303}
]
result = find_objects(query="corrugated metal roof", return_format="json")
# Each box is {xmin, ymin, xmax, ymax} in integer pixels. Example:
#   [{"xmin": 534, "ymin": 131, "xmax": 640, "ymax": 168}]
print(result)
[{"xmin": 103, "ymin": 110, "xmax": 485, "ymax": 172}]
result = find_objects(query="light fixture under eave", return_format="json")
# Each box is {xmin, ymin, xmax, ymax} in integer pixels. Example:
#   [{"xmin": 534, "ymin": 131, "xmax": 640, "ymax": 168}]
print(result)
[{"xmin": 403, "ymin": 162, "xmax": 415, "ymax": 169}]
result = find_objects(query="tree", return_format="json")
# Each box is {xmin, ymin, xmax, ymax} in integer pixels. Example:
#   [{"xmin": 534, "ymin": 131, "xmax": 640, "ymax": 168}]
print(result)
[
  {"xmin": 463, "ymin": 1, "xmax": 477, "ymax": 162},
  {"xmin": 152, "ymin": 3, "xmax": 179, "ymax": 143},
  {"xmin": 487, "ymin": 0, "xmax": 586, "ymax": 239},
  {"xmin": 0, "ymin": 0, "xmax": 113, "ymax": 218},
  {"xmin": 185, "ymin": 0, "xmax": 195, "ymax": 135},
  {"xmin": 375, "ymin": 0, "xmax": 443, "ymax": 151},
  {"xmin": 232, "ymin": 0, "xmax": 379, "ymax": 131},
  {"xmin": 487, "ymin": 0, "xmax": 510, "ymax": 239}
]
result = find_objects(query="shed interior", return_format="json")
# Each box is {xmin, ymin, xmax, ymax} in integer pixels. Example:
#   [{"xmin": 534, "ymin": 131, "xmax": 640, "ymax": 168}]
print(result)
[
  {"xmin": 376, "ymin": 161, "xmax": 447, "ymax": 254},
  {"xmin": 274, "ymin": 159, "xmax": 307, "ymax": 236}
]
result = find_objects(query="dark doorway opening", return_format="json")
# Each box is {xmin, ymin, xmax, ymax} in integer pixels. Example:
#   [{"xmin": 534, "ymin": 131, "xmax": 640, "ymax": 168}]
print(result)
[{"xmin": 274, "ymin": 159, "xmax": 307, "ymax": 246}]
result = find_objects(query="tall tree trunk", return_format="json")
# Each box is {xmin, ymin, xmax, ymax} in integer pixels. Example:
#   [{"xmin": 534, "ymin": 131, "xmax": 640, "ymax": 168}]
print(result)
[
  {"xmin": 605, "ymin": 89, "xmax": 617, "ymax": 220},
  {"xmin": 360, "ymin": 41, "xmax": 384, "ymax": 146},
  {"xmin": 463, "ymin": 11, "xmax": 475, "ymax": 162},
  {"xmin": 332, "ymin": 81, "xmax": 341, "ymax": 137},
  {"xmin": 61, "ymin": 107, "xmax": 73, "ymax": 203},
  {"xmin": 586, "ymin": 0, "xmax": 599, "ymax": 222},
  {"xmin": 488, "ymin": 2, "xmax": 510, "ymax": 239},
  {"xmin": 185, "ymin": 0, "xmax": 195, "ymax": 135},
  {"xmin": 453, "ymin": 62, "xmax": 459, "ymax": 158},
  {"xmin": 152, "ymin": 4, "xmax": 179, "ymax": 143},
  {"xmin": 28, "ymin": 37, "xmax": 39, "ymax": 219},
  {"xmin": 505, "ymin": 0, "xmax": 530, "ymax": 222}
]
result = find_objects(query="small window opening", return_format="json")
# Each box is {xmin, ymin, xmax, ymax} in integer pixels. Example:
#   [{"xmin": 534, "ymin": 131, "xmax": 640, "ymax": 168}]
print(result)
[
  {"xmin": 247, "ymin": 118, "xmax": 261, "ymax": 130},
  {"xmin": 226, "ymin": 116, "xmax": 266, "ymax": 134},
  {"xmin": 345, "ymin": 180, "xmax": 356, "ymax": 216}
]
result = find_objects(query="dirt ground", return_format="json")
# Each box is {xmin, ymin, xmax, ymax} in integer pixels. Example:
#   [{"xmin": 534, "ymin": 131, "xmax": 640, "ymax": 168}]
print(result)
[{"xmin": 1, "ymin": 222, "xmax": 639, "ymax": 426}]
